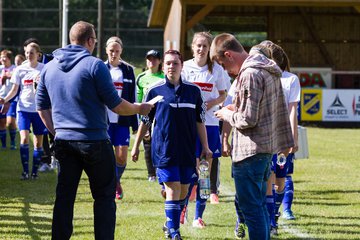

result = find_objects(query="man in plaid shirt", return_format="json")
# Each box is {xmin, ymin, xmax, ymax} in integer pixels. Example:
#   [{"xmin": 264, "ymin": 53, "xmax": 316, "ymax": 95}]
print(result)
[{"xmin": 210, "ymin": 34, "xmax": 294, "ymax": 240}]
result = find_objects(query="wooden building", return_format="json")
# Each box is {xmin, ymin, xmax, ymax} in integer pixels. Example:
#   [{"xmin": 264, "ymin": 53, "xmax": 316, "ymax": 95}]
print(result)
[{"xmin": 148, "ymin": 0, "xmax": 360, "ymax": 88}]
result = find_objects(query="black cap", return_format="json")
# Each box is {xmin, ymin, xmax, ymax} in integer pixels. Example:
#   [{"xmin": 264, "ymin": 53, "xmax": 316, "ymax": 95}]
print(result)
[{"xmin": 146, "ymin": 50, "xmax": 161, "ymax": 59}]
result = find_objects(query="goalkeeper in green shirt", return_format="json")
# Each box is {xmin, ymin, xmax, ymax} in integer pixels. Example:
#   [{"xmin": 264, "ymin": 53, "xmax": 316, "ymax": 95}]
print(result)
[{"xmin": 136, "ymin": 50, "xmax": 164, "ymax": 181}]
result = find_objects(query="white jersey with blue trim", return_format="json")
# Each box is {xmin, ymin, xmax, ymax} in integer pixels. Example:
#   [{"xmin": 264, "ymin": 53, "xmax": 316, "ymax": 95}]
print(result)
[
  {"xmin": 281, "ymin": 71, "xmax": 301, "ymax": 107},
  {"xmin": 10, "ymin": 62, "xmax": 44, "ymax": 112},
  {"xmin": 0, "ymin": 64, "xmax": 16, "ymax": 98},
  {"xmin": 142, "ymin": 77, "xmax": 206, "ymax": 168},
  {"xmin": 224, "ymin": 80, "xmax": 237, "ymax": 107},
  {"xmin": 182, "ymin": 60, "xmax": 229, "ymax": 126},
  {"xmin": 106, "ymin": 64, "xmax": 124, "ymax": 123}
]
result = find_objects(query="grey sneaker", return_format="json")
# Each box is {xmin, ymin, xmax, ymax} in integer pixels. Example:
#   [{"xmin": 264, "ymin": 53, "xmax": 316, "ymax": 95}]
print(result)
[
  {"xmin": 20, "ymin": 172, "xmax": 29, "ymax": 180},
  {"xmin": 172, "ymin": 234, "xmax": 182, "ymax": 240},
  {"xmin": 162, "ymin": 222, "xmax": 171, "ymax": 239},
  {"xmin": 234, "ymin": 221, "xmax": 246, "ymax": 239},
  {"xmin": 39, "ymin": 163, "xmax": 51, "ymax": 172},
  {"xmin": 50, "ymin": 156, "xmax": 58, "ymax": 170},
  {"xmin": 283, "ymin": 210, "xmax": 296, "ymax": 220},
  {"xmin": 148, "ymin": 176, "xmax": 156, "ymax": 182},
  {"xmin": 270, "ymin": 226, "xmax": 278, "ymax": 236},
  {"xmin": 31, "ymin": 173, "xmax": 39, "ymax": 180}
]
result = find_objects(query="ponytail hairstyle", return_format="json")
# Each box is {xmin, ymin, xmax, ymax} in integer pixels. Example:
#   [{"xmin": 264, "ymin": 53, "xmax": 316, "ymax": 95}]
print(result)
[
  {"xmin": 192, "ymin": 31, "xmax": 214, "ymax": 74},
  {"xmin": 249, "ymin": 44, "xmax": 272, "ymax": 59},
  {"xmin": 260, "ymin": 40, "xmax": 290, "ymax": 72}
]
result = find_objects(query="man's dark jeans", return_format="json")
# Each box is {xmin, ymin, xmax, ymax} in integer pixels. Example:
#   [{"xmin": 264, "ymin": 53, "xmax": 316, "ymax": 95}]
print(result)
[
  {"xmin": 232, "ymin": 153, "xmax": 272, "ymax": 240},
  {"xmin": 52, "ymin": 140, "xmax": 116, "ymax": 240}
]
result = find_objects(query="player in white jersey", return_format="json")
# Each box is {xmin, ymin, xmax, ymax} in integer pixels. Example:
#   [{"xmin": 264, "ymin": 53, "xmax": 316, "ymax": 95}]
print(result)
[
  {"xmin": 0, "ymin": 50, "xmax": 17, "ymax": 149},
  {"xmin": 0, "ymin": 43, "xmax": 46, "ymax": 180},
  {"xmin": 181, "ymin": 32, "xmax": 229, "ymax": 228},
  {"xmin": 104, "ymin": 36, "xmax": 138, "ymax": 200},
  {"xmin": 259, "ymin": 41, "xmax": 300, "ymax": 235},
  {"xmin": 105, "ymin": 36, "xmax": 138, "ymax": 200}
]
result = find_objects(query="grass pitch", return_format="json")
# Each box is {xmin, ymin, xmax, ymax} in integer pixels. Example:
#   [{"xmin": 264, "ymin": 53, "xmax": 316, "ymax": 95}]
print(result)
[{"xmin": 0, "ymin": 127, "xmax": 359, "ymax": 239}]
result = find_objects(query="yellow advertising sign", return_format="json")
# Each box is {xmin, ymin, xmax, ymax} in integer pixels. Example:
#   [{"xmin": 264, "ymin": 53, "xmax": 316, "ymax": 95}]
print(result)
[{"xmin": 301, "ymin": 89, "xmax": 322, "ymax": 121}]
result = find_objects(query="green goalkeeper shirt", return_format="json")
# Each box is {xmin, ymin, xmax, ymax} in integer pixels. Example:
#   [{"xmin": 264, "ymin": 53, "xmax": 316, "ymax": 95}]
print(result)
[{"xmin": 136, "ymin": 70, "xmax": 164, "ymax": 103}]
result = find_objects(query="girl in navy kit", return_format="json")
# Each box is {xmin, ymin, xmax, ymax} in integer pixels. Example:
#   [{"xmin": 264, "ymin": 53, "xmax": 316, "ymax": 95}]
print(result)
[{"xmin": 132, "ymin": 50, "xmax": 212, "ymax": 240}]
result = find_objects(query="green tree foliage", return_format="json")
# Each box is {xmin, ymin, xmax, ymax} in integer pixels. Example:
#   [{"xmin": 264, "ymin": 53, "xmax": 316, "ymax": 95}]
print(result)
[
  {"xmin": 4, "ymin": 0, "xmax": 58, "ymax": 8},
  {"xmin": 1, "ymin": 0, "xmax": 161, "ymax": 64}
]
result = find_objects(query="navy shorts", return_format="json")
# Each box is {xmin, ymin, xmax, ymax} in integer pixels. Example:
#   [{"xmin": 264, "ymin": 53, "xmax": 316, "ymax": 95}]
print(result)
[
  {"xmin": 157, "ymin": 166, "xmax": 196, "ymax": 184},
  {"xmin": 7, "ymin": 101, "xmax": 17, "ymax": 118},
  {"xmin": 17, "ymin": 111, "xmax": 46, "ymax": 135},
  {"xmin": 196, "ymin": 125, "xmax": 222, "ymax": 158},
  {"xmin": 107, "ymin": 123, "xmax": 130, "ymax": 147},
  {"xmin": 0, "ymin": 108, "xmax": 5, "ymax": 119},
  {"xmin": 287, "ymin": 153, "xmax": 295, "ymax": 174},
  {"xmin": 271, "ymin": 153, "xmax": 293, "ymax": 178}
]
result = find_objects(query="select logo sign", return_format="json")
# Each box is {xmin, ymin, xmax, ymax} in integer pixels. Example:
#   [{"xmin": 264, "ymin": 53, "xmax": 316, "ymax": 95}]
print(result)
[
  {"xmin": 301, "ymin": 89, "xmax": 360, "ymax": 122},
  {"xmin": 326, "ymin": 95, "xmax": 347, "ymax": 116},
  {"xmin": 323, "ymin": 91, "xmax": 351, "ymax": 121}
]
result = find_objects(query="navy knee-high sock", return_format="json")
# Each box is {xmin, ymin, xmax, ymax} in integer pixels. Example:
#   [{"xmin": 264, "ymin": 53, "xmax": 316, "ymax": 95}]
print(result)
[
  {"xmin": 20, "ymin": 144, "xmax": 29, "ymax": 174},
  {"xmin": 32, "ymin": 147, "xmax": 43, "ymax": 175},
  {"xmin": 275, "ymin": 189, "xmax": 285, "ymax": 216},
  {"xmin": 179, "ymin": 198, "xmax": 187, "ymax": 212},
  {"xmin": 0, "ymin": 129, "xmax": 6, "ymax": 148},
  {"xmin": 165, "ymin": 200, "xmax": 181, "ymax": 238},
  {"xmin": 266, "ymin": 190, "xmax": 276, "ymax": 227},
  {"xmin": 184, "ymin": 180, "xmax": 195, "ymax": 207},
  {"xmin": 283, "ymin": 176, "xmax": 294, "ymax": 212},
  {"xmin": 194, "ymin": 186, "xmax": 207, "ymax": 219},
  {"xmin": 116, "ymin": 163, "xmax": 126, "ymax": 183},
  {"xmin": 9, "ymin": 129, "xmax": 17, "ymax": 147}
]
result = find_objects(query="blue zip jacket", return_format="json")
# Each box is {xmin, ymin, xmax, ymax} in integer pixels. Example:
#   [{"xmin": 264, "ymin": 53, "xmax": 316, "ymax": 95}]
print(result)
[
  {"xmin": 36, "ymin": 45, "xmax": 122, "ymax": 141},
  {"xmin": 105, "ymin": 61, "xmax": 138, "ymax": 131}
]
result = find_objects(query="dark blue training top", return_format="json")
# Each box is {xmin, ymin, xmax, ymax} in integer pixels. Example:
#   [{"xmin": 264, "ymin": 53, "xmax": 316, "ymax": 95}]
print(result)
[
  {"xmin": 36, "ymin": 45, "xmax": 122, "ymax": 141},
  {"xmin": 143, "ymin": 77, "xmax": 206, "ymax": 168}
]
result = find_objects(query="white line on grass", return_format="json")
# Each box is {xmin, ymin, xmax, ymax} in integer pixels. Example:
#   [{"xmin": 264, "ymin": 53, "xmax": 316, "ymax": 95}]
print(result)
[
  {"xmin": 279, "ymin": 222, "xmax": 315, "ymax": 240},
  {"xmin": 220, "ymin": 180, "xmax": 316, "ymax": 240}
]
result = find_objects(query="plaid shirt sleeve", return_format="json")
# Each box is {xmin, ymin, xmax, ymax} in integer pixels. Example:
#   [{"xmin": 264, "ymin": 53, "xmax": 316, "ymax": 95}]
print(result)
[{"xmin": 223, "ymin": 70, "xmax": 263, "ymax": 129}]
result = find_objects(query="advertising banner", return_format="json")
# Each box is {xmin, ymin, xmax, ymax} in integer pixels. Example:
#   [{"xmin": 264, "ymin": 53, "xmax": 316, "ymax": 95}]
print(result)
[
  {"xmin": 322, "ymin": 90, "xmax": 360, "ymax": 122},
  {"xmin": 301, "ymin": 89, "xmax": 322, "ymax": 121},
  {"xmin": 292, "ymin": 67, "xmax": 332, "ymax": 88}
]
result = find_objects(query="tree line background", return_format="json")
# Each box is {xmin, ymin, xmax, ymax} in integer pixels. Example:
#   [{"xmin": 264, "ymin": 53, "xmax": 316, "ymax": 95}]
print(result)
[{"xmin": 1, "ymin": 0, "xmax": 163, "ymax": 65}]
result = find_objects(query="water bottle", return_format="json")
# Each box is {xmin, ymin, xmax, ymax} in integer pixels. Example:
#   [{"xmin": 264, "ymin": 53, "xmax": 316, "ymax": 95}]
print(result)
[
  {"xmin": 277, "ymin": 153, "xmax": 287, "ymax": 169},
  {"xmin": 198, "ymin": 158, "xmax": 210, "ymax": 199}
]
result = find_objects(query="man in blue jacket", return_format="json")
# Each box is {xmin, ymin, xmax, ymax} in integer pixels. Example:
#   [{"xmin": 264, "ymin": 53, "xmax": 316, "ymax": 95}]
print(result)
[{"xmin": 36, "ymin": 21, "xmax": 153, "ymax": 240}]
